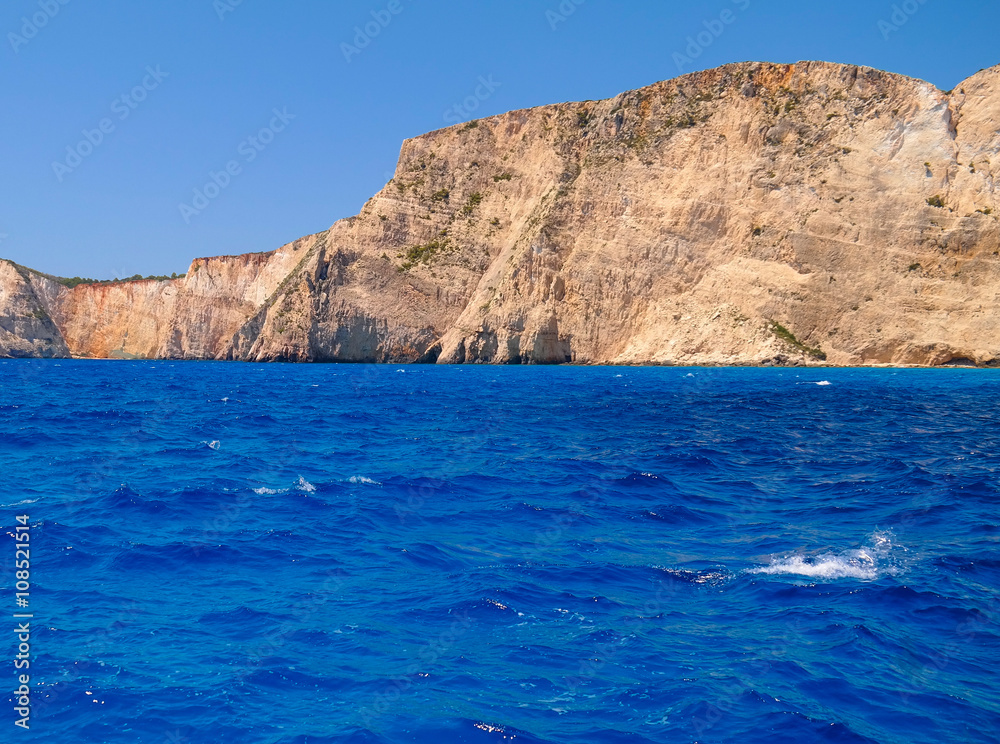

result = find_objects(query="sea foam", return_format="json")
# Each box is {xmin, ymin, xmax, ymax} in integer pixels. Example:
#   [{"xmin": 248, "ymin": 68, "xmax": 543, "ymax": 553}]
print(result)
[
  {"xmin": 751, "ymin": 530, "xmax": 900, "ymax": 581},
  {"xmin": 253, "ymin": 476, "xmax": 316, "ymax": 495},
  {"xmin": 347, "ymin": 475, "xmax": 381, "ymax": 485}
]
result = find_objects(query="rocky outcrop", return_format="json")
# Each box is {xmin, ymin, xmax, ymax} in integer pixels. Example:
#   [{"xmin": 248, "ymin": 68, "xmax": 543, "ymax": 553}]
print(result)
[
  {"xmin": 0, "ymin": 261, "xmax": 69, "ymax": 358},
  {"xmin": 3, "ymin": 61, "xmax": 1000, "ymax": 365},
  {"xmin": 5, "ymin": 239, "xmax": 309, "ymax": 360}
]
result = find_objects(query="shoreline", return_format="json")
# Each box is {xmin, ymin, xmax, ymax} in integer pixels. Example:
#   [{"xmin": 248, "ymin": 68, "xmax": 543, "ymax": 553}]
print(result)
[{"xmin": 3, "ymin": 357, "xmax": 996, "ymax": 370}]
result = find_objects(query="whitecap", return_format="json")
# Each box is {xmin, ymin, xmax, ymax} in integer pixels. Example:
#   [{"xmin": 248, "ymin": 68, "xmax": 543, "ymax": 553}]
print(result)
[
  {"xmin": 347, "ymin": 475, "xmax": 381, "ymax": 485},
  {"xmin": 754, "ymin": 555, "xmax": 878, "ymax": 580},
  {"xmin": 2, "ymin": 498, "xmax": 38, "ymax": 508},
  {"xmin": 816, "ymin": 381, "xmax": 832, "ymax": 386},
  {"xmin": 751, "ymin": 530, "xmax": 901, "ymax": 581},
  {"xmin": 654, "ymin": 566, "xmax": 732, "ymax": 585},
  {"xmin": 254, "ymin": 477, "xmax": 317, "ymax": 495}
]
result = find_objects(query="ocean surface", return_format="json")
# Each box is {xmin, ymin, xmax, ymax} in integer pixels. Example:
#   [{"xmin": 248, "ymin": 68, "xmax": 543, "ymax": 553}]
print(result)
[{"xmin": 2, "ymin": 360, "xmax": 999, "ymax": 744}]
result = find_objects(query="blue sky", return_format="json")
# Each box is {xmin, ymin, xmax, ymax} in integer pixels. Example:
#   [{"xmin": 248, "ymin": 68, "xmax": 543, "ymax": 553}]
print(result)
[{"xmin": 1, "ymin": 0, "xmax": 995, "ymax": 278}]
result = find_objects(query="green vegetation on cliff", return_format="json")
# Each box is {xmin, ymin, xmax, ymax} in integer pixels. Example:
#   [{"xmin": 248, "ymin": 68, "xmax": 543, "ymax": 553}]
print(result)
[
  {"xmin": 770, "ymin": 322, "xmax": 827, "ymax": 361},
  {"xmin": 11, "ymin": 264, "xmax": 185, "ymax": 288}
]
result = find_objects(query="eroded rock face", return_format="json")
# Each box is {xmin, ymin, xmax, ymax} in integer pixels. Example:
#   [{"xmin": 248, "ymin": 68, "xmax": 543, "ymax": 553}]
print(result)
[
  {"xmin": 0, "ymin": 261, "xmax": 69, "ymax": 358},
  {"xmin": 4, "ymin": 61, "xmax": 1000, "ymax": 365},
  {"xmin": 27, "ymin": 239, "xmax": 309, "ymax": 360}
]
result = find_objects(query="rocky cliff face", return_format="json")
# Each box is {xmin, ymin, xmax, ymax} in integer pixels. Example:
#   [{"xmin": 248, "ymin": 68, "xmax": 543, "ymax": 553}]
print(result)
[
  {"xmin": 0, "ymin": 239, "xmax": 309, "ymax": 360},
  {"xmin": 4, "ymin": 61, "xmax": 1000, "ymax": 365},
  {"xmin": 0, "ymin": 261, "xmax": 69, "ymax": 358},
  {"xmin": 48, "ymin": 241, "xmax": 308, "ymax": 359}
]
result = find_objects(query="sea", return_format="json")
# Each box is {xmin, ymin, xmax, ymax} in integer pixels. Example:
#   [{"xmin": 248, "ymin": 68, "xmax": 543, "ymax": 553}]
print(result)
[{"xmin": 1, "ymin": 360, "xmax": 998, "ymax": 744}]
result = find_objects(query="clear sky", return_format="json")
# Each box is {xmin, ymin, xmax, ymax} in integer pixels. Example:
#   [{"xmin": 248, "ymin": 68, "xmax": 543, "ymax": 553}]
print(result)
[{"xmin": 1, "ymin": 0, "xmax": 995, "ymax": 278}]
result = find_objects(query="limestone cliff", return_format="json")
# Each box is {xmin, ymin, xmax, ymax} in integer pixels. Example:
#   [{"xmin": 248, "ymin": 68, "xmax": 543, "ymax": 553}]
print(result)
[
  {"xmin": 48, "ymin": 241, "xmax": 309, "ymax": 359},
  {"xmin": 0, "ymin": 261, "xmax": 69, "ymax": 358},
  {"xmin": 0, "ymin": 239, "xmax": 309, "ymax": 360},
  {"xmin": 4, "ymin": 61, "xmax": 1000, "ymax": 365}
]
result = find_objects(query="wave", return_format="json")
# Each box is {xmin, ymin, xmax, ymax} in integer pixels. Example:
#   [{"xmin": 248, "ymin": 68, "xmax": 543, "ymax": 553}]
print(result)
[
  {"xmin": 253, "ymin": 476, "xmax": 316, "ymax": 495},
  {"xmin": 0, "ymin": 497, "xmax": 39, "ymax": 508},
  {"xmin": 347, "ymin": 475, "xmax": 381, "ymax": 485},
  {"xmin": 639, "ymin": 504, "xmax": 713, "ymax": 525},
  {"xmin": 653, "ymin": 566, "xmax": 733, "ymax": 586},
  {"xmin": 750, "ymin": 530, "xmax": 902, "ymax": 581}
]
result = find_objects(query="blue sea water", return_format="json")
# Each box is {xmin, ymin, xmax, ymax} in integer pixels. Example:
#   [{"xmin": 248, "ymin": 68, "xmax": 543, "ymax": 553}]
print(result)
[{"xmin": 1, "ymin": 360, "xmax": 999, "ymax": 744}]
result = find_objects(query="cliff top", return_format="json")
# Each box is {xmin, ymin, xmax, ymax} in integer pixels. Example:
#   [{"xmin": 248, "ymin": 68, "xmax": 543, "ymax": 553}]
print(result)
[{"xmin": 415, "ymin": 59, "xmax": 1000, "ymax": 140}]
